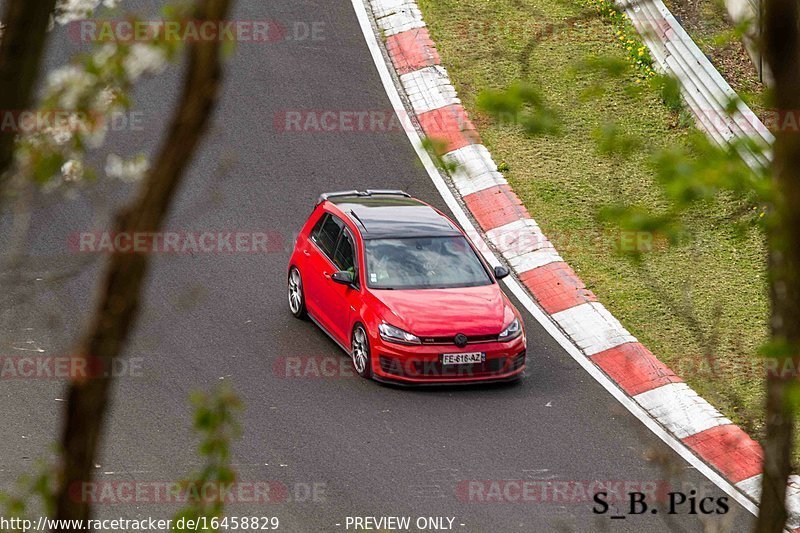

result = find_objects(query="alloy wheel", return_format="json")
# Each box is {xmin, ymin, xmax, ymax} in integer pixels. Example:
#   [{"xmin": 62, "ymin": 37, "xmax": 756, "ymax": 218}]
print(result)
[
  {"xmin": 288, "ymin": 268, "xmax": 306, "ymax": 318},
  {"xmin": 351, "ymin": 326, "xmax": 369, "ymax": 376}
]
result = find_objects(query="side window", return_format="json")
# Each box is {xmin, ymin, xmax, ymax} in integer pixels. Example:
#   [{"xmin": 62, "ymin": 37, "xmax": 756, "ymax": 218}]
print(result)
[
  {"xmin": 333, "ymin": 229, "xmax": 356, "ymax": 274},
  {"xmin": 311, "ymin": 213, "xmax": 343, "ymax": 257}
]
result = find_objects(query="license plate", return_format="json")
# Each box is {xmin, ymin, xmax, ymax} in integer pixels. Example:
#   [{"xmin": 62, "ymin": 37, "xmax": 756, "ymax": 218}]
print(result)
[{"xmin": 441, "ymin": 352, "xmax": 485, "ymax": 365}]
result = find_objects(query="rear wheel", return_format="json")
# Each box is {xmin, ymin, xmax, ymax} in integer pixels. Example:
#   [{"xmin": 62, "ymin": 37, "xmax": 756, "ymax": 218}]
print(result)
[
  {"xmin": 288, "ymin": 267, "xmax": 306, "ymax": 318},
  {"xmin": 351, "ymin": 325, "xmax": 372, "ymax": 379}
]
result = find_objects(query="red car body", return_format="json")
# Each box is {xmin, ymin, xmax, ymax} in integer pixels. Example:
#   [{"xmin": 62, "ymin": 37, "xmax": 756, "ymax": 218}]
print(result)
[{"xmin": 287, "ymin": 190, "xmax": 526, "ymax": 385}]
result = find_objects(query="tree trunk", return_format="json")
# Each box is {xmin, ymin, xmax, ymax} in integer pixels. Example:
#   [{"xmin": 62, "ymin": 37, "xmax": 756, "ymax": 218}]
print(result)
[
  {"xmin": 53, "ymin": 0, "xmax": 233, "ymax": 526},
  {"xmin": 0, "ymin": 0, "xmax": 58, "ymax": 191},
  {"xmin": 757, "ymin": 0, "xmax": 800, "ymax": 531}
]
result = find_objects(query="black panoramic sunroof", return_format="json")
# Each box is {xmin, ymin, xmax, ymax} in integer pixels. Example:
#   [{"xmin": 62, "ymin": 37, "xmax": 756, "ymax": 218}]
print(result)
[{"xmin": 332, "ymin": 197, "xmax": 462, "ymax": 239}]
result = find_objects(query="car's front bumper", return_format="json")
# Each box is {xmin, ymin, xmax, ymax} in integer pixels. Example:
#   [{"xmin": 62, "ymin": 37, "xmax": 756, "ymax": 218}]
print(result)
[{"xmin": 371, "ymin": 335, "xmax": 526, "ymax": 385}]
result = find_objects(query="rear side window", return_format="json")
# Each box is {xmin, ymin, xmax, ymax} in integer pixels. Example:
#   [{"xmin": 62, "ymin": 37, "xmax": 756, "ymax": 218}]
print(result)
[{"xmin": 311, "ymin": 213, "xmax": 343, "ymax": 257}]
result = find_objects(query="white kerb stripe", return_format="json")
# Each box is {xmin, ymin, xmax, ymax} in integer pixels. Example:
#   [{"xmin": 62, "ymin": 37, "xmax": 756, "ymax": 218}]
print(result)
[
  {"xmin": 369, "ymin": 0, "xmax": 415, "ymax": 18},
  {"xmin": 735, "ymin": 474, "xmax": 762, "ymax": 500},
  {"xmin": 443, "ymin": 143, "xmax": 497, "ymax": 172},
  {"xmin": 442, "ymin": 144, "xmax": 507, "ymax": 196},
  {"xmin": 462, "ymin": 224, "xmax": 560, "ymax": 275},
  {"xmin": 486, "ymin": 218, "xmax": 550, "ymax": 258},
  {"xmin": 486, "ymin": 219, "xmax": 542, "ymax": 244},
  {"xmin": 507, "ymin": 249, "xmax": 563, "ymax": 273},
  {"xmin": 633, "ymin": 383, "xmax": 731, "ymax": 439},
  {"xmin": 736, "ymin": 474, "xmax": 800, "ymax": 528},
  {"xmin": 788, "ymin": 476, "xmax": 800, "ymax": 529},
  {"xmin": 399, "ymin": 66, "xmax": 460, "ymax": 115},
  {"xmin": 486, "ymin": 219, "xmax": 565, "ymax": 272},
  {"xmin": 551, "ymin": 301, "xmax": 636, "ymax": 356},
  {"xmin": 371, "ymin": 0, "xmax": 425, "ymax": 36}
]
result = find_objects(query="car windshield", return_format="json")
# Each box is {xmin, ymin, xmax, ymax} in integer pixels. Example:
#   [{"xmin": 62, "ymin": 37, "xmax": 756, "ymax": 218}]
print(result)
[{"xmin": 364, "ymin": 236, "xmax": 492, "ymax": 290}]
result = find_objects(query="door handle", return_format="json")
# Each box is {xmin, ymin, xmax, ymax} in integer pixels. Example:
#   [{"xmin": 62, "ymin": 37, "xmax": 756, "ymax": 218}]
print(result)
[
  {"xmin": 302, "ymin": 249, "xmax": 311, "ymax": 256},
  {"xmin": 323, "ymin": 271, "xmax": 331, "ymax": 279}
]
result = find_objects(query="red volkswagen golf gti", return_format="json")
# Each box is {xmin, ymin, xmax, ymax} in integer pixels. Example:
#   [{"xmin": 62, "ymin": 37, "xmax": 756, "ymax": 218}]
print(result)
[{"xmin": 287, "ymin": 190, "xmax": 526, "ymax": 385}]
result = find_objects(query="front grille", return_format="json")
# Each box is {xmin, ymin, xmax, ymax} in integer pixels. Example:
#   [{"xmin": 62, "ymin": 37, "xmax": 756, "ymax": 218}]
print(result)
[
  {"xmin": 414, "ymin": 358, "xmax": 506, "ymax": 376},
  {"xmin": 419, "ymin": 334, "xmax": 498, "ymax": 345},
  {"xmin": 379, "ymin": 355, "xmax": 506, "ymax": 378}
]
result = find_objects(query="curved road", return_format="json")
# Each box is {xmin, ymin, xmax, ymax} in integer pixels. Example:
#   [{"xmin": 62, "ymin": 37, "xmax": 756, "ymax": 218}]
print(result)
[{"xmin": 0, "ymin": 0, "xmax": 751, "ymax": 531}]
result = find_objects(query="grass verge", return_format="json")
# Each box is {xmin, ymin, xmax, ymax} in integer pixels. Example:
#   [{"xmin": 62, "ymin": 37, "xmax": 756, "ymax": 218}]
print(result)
[{"xmin": 417, "ymin": 0, "xmax": 778, "ymax": 457}]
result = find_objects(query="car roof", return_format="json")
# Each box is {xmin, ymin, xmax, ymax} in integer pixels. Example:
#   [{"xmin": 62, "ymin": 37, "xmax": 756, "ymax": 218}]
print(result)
[{"xmin": 327, "ymin": 195, "xmax": 463, "ymax": 239}]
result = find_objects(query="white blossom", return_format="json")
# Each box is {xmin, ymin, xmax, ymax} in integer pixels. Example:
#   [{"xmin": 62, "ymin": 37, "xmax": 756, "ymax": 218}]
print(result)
[
  {"xmin": 92, "ymin": 87, "xmax": 118, "ymax": 113},
  {"xmin": 93, "ymin": 43, "xmax": 118, "ymax": 70},
  {"xmin": 105, "ymin": 153, "xmax": 149, "ymax": 182},
  {"xmin": 61, "ymin": 159, "xmax": 84, "ymax": 182},
  {"xmin": 54, "ymin": 0, "xmax": 102, "ymax": 25},
  {"xmin": 46, "ymin": 65, "xmax": 97, "ymax": 109},
  {"xmin": 123, "ymin": 44, "xmax": 168, "ymax": 81},
  {"xmin": 53, "ymin": 0, "xmax": 120, "ymax": 26},
  {"xmin": 47, "ymin": 123, "xmax": 74, "ymax": 145}
]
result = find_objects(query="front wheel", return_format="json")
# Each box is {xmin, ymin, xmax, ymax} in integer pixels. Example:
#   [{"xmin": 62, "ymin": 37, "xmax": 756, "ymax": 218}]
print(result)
[
  {"xmin": 351, "ymin": 325, "xmax": 372, "ymax": 379},
  {"xmin": 288, "ymin": 267, "xmax": 306, "ymax": 319}
]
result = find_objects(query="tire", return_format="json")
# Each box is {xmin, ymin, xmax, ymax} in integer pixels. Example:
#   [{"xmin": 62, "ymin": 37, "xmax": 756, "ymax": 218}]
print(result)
[
  {"xmin": 350, "ymin": 324, "xmax": 372, "ymax": 379},
  {"xmin": 288, "ymin": 267, "xmax": 307, "ymax": 319}
]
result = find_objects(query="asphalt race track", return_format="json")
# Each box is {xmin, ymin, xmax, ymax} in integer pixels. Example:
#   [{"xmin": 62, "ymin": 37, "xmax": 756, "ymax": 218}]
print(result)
[{"xmin": 0, "ymin": 0, "xmax": 754, "ymax": 531}]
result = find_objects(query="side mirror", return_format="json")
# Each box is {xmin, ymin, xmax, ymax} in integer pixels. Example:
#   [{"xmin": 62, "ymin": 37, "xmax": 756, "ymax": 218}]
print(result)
[
  {"xmin": 331, "ymin": 270, "xmax": 355, "ymax": 286},
  {"xmin": 494, "ymin": 265, "xmax": 510, "ymax": 280}
]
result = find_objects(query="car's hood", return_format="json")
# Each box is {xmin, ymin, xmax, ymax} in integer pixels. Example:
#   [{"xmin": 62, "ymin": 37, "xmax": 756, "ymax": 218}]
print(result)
[{"xmin": 374, "ymin": 283, "xmax": 511, "ymax": 337}]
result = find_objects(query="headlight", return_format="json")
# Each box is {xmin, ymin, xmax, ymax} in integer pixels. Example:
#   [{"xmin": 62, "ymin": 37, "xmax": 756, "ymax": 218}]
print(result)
[
  {"xmin": 498, "ymin": 318, "xmax": 522, "ymax": 341},
  {"xmin": 379, "ymin": 323, "xmax": 421, "ymax": 345}
]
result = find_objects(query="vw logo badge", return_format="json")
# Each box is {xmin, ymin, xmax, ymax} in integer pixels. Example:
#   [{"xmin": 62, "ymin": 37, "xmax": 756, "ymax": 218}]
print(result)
[{"xmin": 454, "ymin": 333, "xmax": 468, "ymax": 347}]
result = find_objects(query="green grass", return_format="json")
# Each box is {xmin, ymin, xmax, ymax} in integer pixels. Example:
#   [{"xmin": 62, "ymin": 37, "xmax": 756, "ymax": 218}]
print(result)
[{"xmin": 417, "ymin": 0, "xmax": 776, "ymax": 456}]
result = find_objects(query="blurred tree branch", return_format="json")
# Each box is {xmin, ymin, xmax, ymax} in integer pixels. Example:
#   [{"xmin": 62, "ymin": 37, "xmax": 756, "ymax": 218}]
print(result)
[
  {"xmin": 756, "ymin": 0, "xmax": 800, "ymax": 530},
  {"xmin": 0, "ymin": 0, "xmax": 58, "ymax": 196},
  {"xmin": 53, "ymin": 0, "xmax": 234, "ymax": 525}
]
